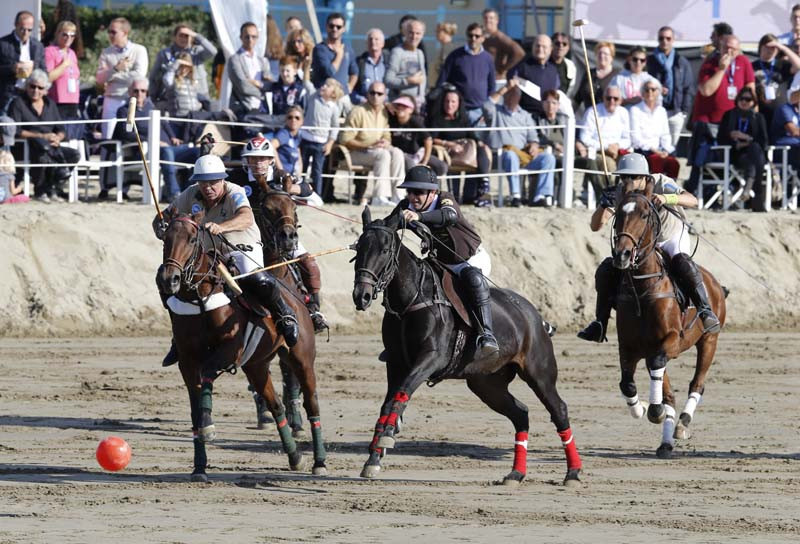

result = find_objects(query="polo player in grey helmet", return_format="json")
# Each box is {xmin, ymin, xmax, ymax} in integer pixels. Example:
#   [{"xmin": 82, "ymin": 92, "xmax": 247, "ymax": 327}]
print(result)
[
  {"xmin": 383, "ymin": 165, "xmax": 500, "ymax": 373},
  {"xmin": 578, "ymin": 152, "xmax": 722, "ymax": 343}
]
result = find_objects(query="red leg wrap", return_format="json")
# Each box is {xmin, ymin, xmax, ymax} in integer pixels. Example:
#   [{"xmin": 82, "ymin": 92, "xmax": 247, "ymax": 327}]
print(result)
[
  {"xmin": 276, "ymin": 416, "xmax": 288, "ymax": 429},
  {"xmin": 385, "ymin": 412, "xmax": 399, "ymax": 427},
  {"xmin": 513, "ymin": 431, "xmax": 528, "ymax": 474},
  {"xmin": 557, "ymin": 428, "xmax": 582, "ymax": 470},
  {"xmin": 312, "ymin": 419, "xmax": 321, "ymax": 429},
  {"xmin": 393, "ymin": 391, "xmax": 410, "ymax": 403}
]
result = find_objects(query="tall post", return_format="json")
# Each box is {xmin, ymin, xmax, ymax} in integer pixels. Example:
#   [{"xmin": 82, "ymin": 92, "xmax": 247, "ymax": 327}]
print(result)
[
  {"xmin": 561, "ymin": 115, "xmax": 575, "ymax": 208},
  {"xmin": 145, "ymin": 109, "xmax": 161, "ymax": 206}
]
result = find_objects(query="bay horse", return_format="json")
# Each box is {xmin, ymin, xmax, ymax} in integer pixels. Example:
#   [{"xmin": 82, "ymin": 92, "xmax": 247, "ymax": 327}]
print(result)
[
  {"xmin": 157, "ymin": 212, "xmax": 327, "ymax": 481},
  {"xmin": 611, "ymin": 183, "xmax": 726, "ymax": 458},
  {"xmin": 352, "ymin": 208, "xmax": 582, "ymax": 486}
]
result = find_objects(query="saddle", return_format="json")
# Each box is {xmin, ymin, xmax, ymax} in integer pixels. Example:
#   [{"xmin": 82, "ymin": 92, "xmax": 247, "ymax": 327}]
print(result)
[{"xmin": 425, "ymin": 259, "xmax": 472, "ymax": 328}]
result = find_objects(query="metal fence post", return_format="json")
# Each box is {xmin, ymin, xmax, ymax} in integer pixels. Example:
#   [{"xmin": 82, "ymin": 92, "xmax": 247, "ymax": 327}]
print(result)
[
  {"xmin": 560, "ymin": 116, "xmax": 575, "ymax": 209},
  {"xmin": 145, "ymin": 109, "xmax": 161, "ymax": 205}
]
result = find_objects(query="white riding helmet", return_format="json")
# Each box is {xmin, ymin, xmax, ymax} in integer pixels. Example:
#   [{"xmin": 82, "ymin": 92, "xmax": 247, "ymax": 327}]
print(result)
[
  {"xmin": 189, "ymin": 154, "xmax": 228, "ymax": 183},
  {"xmin": 242, "ymin": 135, "xmax": 276, "ymax": 158}
]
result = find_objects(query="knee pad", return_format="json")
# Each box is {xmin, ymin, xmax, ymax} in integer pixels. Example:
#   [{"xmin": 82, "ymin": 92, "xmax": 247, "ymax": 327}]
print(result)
[{"xmin": 460, "ymin": 266, "xmax": 488, "ymax": 292}]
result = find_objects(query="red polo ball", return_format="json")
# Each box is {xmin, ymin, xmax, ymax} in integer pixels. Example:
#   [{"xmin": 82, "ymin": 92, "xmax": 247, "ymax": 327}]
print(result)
[{"xmin": 96, "ymin": 436, "xmax": 132, "ymax": 472}]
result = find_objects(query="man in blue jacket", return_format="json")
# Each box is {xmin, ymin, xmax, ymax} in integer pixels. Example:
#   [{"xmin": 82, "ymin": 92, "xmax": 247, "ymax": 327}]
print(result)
[{"xmin": 0, "ymin": 11, "xmax": 45, "ymax": 115}]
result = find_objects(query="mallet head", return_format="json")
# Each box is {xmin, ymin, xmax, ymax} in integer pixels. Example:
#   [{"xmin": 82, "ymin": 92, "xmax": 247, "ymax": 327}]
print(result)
[
  {"xmin": 572, "ymin": 19, "xmax": 589, "ymax": 27},
  {"xmin": 126, "ymin": 96, "xmax": 137, "ymax": 132}
]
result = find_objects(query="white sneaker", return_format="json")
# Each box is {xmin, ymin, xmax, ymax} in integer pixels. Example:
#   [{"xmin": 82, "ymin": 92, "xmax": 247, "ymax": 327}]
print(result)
[{"xmin": 36, "ymin": 194, "xmax": 51, "ymax": 203}]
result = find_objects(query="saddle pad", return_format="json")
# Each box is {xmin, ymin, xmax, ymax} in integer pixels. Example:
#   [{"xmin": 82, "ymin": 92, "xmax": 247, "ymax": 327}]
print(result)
[
  {"xmin": 167, "ymin": 292, "xmax": 231, "ymax": 315},
  {"xmin": 240, "ymin": 319, "xmax": 266, "ymax": 367},
  {"xmin": 435, "ymin": 264, "xmax": 472, "ymax": 328}
]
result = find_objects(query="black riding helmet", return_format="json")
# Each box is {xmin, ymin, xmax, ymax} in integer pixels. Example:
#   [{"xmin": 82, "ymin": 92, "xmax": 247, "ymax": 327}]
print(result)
[{"xmin": 398, "ymin": 165, "xmax": 439, "ymax": 191}]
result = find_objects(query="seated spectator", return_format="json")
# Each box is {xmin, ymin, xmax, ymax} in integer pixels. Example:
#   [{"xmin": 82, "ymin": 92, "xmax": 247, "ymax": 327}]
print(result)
[
  {"xmin": 428, "ymin": 22, "xmax": 457, "ymax": 91},
  {"xmin": 771, "ymin": 81, "xmax": 800, "ymax": 174},
  {"xmin": 311, "ymin": 13, "xmax": 358, "ymax": 106},
  {"xmin": 550, "ymin": 32, "xmax": 577, "ymax": 97},
  {"xmin": 301, "ymin": 78, "xmax": 343, "ymax": 200},
  {"xmin": 271, "ymin": 104, "xmax": 303, "ymax": 175},
  {"xmin": 44, "ymin": 21, "xmax": 80, "ymax": 129},
  {"xmin": 630, "ymin": 80, "xmax": 679, "ymax": 179},
  {"xmin": 535, "ymin": 90, "xmax": 569, "ymax": 189},
  {"xmin": 484, "ymin": 80, "xmax": 555, "ymax": 207},
  {"xmin": 611, "ymin": 47, "xmax": 659, "ymax": 108},
  {"xmin": 577, "ymin": 86, "xmax": 631, "ymax": 186},
  {"xmin": 387, "ymin": 94, "xmax": 448, "ymax": 179},
  {"xmin": 753, "ymin": 33, "xmax": 800, "ymax": 130},
  {"xmin": 778, "ymin": 4, "xmax": 800, "ymax": 46},
  {"xmin": 353, "ymin": 29, "xmax": 387, "ymax": 105},
  {"xmin": 646, "ymin": 26, "xmax": 695, "ymax": 147},
  {"xmin": 508, "ymin": 34, "xmax": 560, "ymax": 119},
  {"xmin": 437, "ymin": 23, "xmax": 496, "ymax": 126},
  {"xmin": 270, "ymin": 55, "xmax": 308, "ymax": 115},
  {"xmin": 228, "ymin": 22, "xmax": 272, "ymax": 118},
  {"xmin": 385, "ymin": 19, "xmax": 426, "ymax": 104},
  {"xmin": 0, "ymin": 149, "xmax": 29, "ymax": 204},
  {"xmin": 109, "ymin": 78, "xmax": 199, "ymax": 202},
  {"xmin": 482, "ymin": 8, "xmax": 524, "ymax": 80},
  {"xmin": 9, "ymin": 69, "xmax": 79, "ymax": 202},
  {"xmin": 428, "ymin": 85, "xmax": 491, "ymax": 206},
  {"xmin": 148, "ymin": 23, "xmax": 216, "ymax": 110},
  {"xmin": 717, "ymin": 88, "xmax": 768, "ymax": 210},
  {"xmin": 265, "ymin": 14, "xmax": 284, "ymax": 78},
  {"xmin": 286, "ymin": 28, "xmax": 314, "ymax": 83},
  {"xmin": 0, "ymin": 10, "xmax": 45, "ymax": 115},
  {"xmin": 575, "ymin": 41, "xmax": 619, "ymax": 112},
  {"xmin": 338, "ymin": 81, "xmax": 405, "ymax": 206}
]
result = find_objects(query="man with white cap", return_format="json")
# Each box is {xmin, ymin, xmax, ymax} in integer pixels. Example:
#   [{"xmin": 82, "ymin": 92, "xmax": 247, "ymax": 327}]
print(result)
[{"xmin": 154, "ymin": 154, "xmax": 299, "ymax": 367}]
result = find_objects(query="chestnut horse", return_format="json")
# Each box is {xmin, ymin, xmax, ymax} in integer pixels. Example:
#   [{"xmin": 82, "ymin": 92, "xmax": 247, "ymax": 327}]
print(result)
[
  {"xmin": 157, "ymin": 213, "xmax": 326, "ymax": 481},
  {"xmin": 611, "ymin": 185, "xmax": 726, "ymax": 458},
  {"xmin": 352, "ymin": 208, "xmax": 582, "ymax": 486}
]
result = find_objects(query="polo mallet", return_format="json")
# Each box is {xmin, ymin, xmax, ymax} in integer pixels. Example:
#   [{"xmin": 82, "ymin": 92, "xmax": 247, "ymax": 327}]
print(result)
[
  {"xmin": 126, "ymin": 97, "xmax": 163, "ymax": 221},
  {"xmin": 573, "ymin": 19, "xmax": 612, "ymax": 187}
]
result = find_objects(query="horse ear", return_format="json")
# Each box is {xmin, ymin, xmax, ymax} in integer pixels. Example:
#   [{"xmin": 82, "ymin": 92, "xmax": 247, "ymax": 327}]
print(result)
[
  {"xmin": 644, "ymin": 178, "xmax": 655, "ymax": 199},
  {"xmin": 361, "ymin": 206, "xmax": 371, "ymax": 230},
  {"xmin": 283, "ymin": 174, "xmax": 293, "ymax": 193}
]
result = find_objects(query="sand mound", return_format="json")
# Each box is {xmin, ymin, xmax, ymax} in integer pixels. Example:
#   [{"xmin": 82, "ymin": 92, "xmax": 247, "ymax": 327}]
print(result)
[{"xmin": 2, "ymin": 202, "xmax": 798, "ymax": 337}]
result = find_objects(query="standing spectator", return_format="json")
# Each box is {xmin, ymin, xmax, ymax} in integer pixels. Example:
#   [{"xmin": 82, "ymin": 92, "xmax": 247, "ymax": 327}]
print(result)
[
  {"xmin": 311, "ymin": 13, "xmax": 358, "ymax": 101},
  {"xmin": 771, "ymin": 81, "xmax": 800, "ymax": 174},
  {"xmin": 578, "ymin": 86, "xmax": 631, "ymax": 174},
  {"xmin": 265, "ymin": 14, "xmax": 285, "ymax": 78},
  {"xmin": 385, "ymin": 19, "xmax": 426, "ymax": 103},
  {"xmin": 286, "ymin": 28, "xmax": 314, "ymax": 83},
  {"xmin": 285, "ymin": 16, "xmax": 302, "ymax": 37},
  {"xmin": 482, "ymin": 8, "xmax": 524, "ymax": 80},
  {"xmin": 44, "ymin": 21, "xmax": 80, "ymax": 126},
  {"xmin": 508, "ymin": 34, "xmax": 561, "ymax": 118},
  {"xmin": 575, "ymin": 41, "xmax": 620, "ymax": 111},
  {"xmin": 550, "ymin": 32, "xmax": 577, "ymax": 97},
  {"xmin": 0, "ymin": 11, "xmax": 45, "ymax": 115},
  {"xmin": 630, "ymin": 80, "xmax": 679, "ymax": 179},
  {"xmin": 228, "ymin": 22, "xmax": 271, "ymax": 117},
  {"xmin": 301, "ymin": 78, "xmax": 342, "ymax": 199},
  {"xmin": 45, "ymin": 0, "xmax": 85, "ymax": 60},
  {"xmin": 778, "ymin": 4, "xmax": 800, "ymax": 46},
  {"xmin": 353, "ymin": 29, "xmax": 387, "ymax": 105},
  {"xmin": 338, "ymin": 81, "xmax": 405, "ymax": 206},
  {"xmin": 0, "ymin": 149, "xmax": 29, "ymax": 204},
  {"xmin": 646, "ymin": 26, "xmax": 695, "ymax": 147},
  {"xmin": 717, "ymin": 88, "xmax": 768, "ymax": 210},
  {"xmin": 428, "ymin": 22, "xmax": 457, "ymax": 91},
  {"xmin": 9, "ymin": 70, "xmax": 79, "ymax": 202},
  {"xmin": 484, "ymin": 80, "xmax": 556, "ymax": 207},
  {"xmin": 95, "ymin": 17, "xmax": 148, "ymax": 139},
  {"xmin": 387, "ymin": 94, "xmax": 448, "ymax": 179},
  {"xmin": 272, "ymin": 105, "xmax": 304, "ymax": 175},
  {"xmin": 269, "ymin": 55, "xmax": 308, "ymax": 115},
  {"xmin": 148, "ymin": 23, "xmax": 216, "ymax": 110},
  {"xmin": 752, "ymin": 33, "xmax": 800, "ymax": 130},
  {"xmin": 437, "ymin": 23, "xmax": 496, "ymax": 126},
  {"xmin": 708, "ymin": 22, "xmax": 734, "ymax": 53},
  {"xmin": 612, "ymin": 47, "xmax": 659, "ymax": 108},
  {"xmin": 384, "ymin": 14, "xmax": 428, "ymax": 69}
]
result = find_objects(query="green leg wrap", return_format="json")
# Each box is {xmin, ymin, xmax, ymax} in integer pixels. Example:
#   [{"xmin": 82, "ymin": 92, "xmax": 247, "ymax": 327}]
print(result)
[
  {"xmin": 276, "ymin": 416, "xmax": 297, "ymax": 455},
  {"xmin": 309, "ymin": 416, "xmax": 326, "ymax": 463},
  {"xmin": 200, "ymin": 380, "xmax": 213, "ymax": 412}
]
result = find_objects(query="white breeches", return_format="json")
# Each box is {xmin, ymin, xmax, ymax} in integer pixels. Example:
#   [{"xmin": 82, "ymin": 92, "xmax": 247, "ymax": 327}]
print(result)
[
  {"xmin": 657, "ymin": 224, "xmax": 690, "ymax": 257},
  {"xmin": 226, "ymin": 244, "xmax": 264, "ymax": 274},
  {"xmin": 445, "ymin": 245, "xmax": 492, "ymax": 277}
]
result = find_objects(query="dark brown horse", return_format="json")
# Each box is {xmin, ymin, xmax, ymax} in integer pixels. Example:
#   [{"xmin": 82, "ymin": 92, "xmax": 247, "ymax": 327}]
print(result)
[
  {"xmin": 352, "ymin": 208, "xmax": 582, "ymax": 487},
  {"xmin": 612, "ymin": 185, "xmax": 726, "ymax": 458},
  {"xmin": 157, "ymin": 213, "xmax": 326, "ymax": 481}
]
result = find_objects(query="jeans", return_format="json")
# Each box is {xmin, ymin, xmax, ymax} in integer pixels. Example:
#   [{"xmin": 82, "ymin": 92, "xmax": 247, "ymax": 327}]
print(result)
[
  {"xmin": 160, "ymin": 144, "xmax": 200, "ymax": 199},
  {"xmin": 501, "ymin": 150, "xmax": 556, "ymax": 200},
  {"xmin": 300, "ymin": 140, "xmax": 325, "ymax": 195}
]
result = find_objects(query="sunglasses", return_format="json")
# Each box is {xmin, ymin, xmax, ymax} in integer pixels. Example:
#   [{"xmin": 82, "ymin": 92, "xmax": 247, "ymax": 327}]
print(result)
[
  {"xmin": 19, "ymin": 27, "xmax": 33, "ymax": 33},
  {"xmin": 243, "ymin": 34, "xmax": 258, "ymax": 40},
  {"xmin": 368, "ymin": 90, "xmax": 385, "ymax": 96},
  {"xmin": 62, "ymin": 32, "xmax": 76, "ymax": 37},
  {"xmin": 107, "ymin": 29, "xmax": 118, "ymax": 35},
  {"xmin": 738, "ymin": 96, "xmax": 755, "ymax": 102},
  {"xmin": 658, "ymin": 35, "xmax": 673, "ymax": 41},
  {"xmin": 131, "ymin": 89, "xmax": 148, "ymax": 94},
  {"xmin": 293, "ymin": 38, "xmax": 304, "ymax": 43},
  {"xmin": 631, "ymin": 57, "xmax": 646, "ymax": 63},
  {"xmin": 287, "ymin": 115, "xmax": 302, "ymax": 120},
  {"xmin": 28, "ymin": 84, "xmax": 45, "ymax": 90},
  {"xmin": 555, "ymin": 41, "xmax": 569, "ymax": 46},
  {"xmin": 604, "ymin": 96, "xmax": 621, "ymax": 102},
  {"xmin": 407, "ymin": 189, "xmax": 428, "ymax": 196},
  {"xmin": 644, "ymin": 87, "xmax": 659, "ymax": 93},
  {"xmin": 467, "ymin": 33, "xmax": 483, "ymax": 39},
  {"xmin": 328, "ymin": 24, "xmax": 343, "ymax": 30}
]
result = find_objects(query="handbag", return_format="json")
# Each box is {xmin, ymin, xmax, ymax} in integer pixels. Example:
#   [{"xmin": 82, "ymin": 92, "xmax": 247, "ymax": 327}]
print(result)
[{"xmin": 448, "ymin": 138, "xmax": 478, "ymax": 169}]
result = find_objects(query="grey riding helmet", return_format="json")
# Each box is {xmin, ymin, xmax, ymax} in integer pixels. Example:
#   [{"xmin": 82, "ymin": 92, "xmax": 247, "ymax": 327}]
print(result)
[
  {"xmin": 398, "ymin": 165, "xmax": 439, "ymax": 191},
  {"xmin": 613, "ymin": 152, "xmax": 651, "ymax": 177}
]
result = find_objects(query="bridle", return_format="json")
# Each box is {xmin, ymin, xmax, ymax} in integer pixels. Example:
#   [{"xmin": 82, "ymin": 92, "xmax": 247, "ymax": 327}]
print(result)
[
  {"xmin": 354, "ymin": 223, "xmax": 403, "ymax": 300},
  {"xmin": 612, "ymin": 192, "xmax": 663, "ymax": 271},
  {"xmin": 259, "ymin": 190, "xmax": 299, "ymax": 257},
  {"xmin": 163, "ymin": 216, "xmax": 222, "ymax": 293}
]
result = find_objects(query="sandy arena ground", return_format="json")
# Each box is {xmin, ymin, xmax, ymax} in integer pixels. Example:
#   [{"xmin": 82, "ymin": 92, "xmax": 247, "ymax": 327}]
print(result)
[{"xmin": 1, "ymin": 332, "xmax": 798, "ymax": 543}]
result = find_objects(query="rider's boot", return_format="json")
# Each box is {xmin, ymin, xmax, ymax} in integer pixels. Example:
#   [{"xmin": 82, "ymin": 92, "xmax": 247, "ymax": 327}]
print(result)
[
  {"xmin": 460, "ymin": 266, "xmax": 500, "ymax": 375},
  {"xmin": 307, "ymin": 292, "xmax": 330, "ymax": 333},
  {"xmin": 578, "ymin": 257, "xmax": 617, "ymax": 343},
  {"xmin": 241, "ymin": 271, "xmax": 299, "ymax": 347},
  {"xmin": 671, "ymin": 253, "xmax": 721, "ymax": 334}
]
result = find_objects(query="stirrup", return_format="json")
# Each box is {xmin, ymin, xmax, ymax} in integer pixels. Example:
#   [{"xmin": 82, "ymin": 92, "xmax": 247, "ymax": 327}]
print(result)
[
  {"xmin": 577, "ymin": 320, "xmax": 607, "ymax": 343},
  {"xmin": 464, "ymin": 334, "xmax": 500, "ymax": 375},
  {"xmin": 698, "ymin": 310, "xmax": 721, "ymax": 334},
  {"xmin": 310, "ymin": 311, "xmax": 329, "ymax": 334}
]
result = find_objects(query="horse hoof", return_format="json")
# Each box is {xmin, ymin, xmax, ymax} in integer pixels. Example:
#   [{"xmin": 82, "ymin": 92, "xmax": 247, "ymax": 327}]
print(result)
[
  {"xmin": 563, "ymin": 468, "xmax": 582, "ymax": 487},
  {"xmin": 289, "ymin": 452, "xmax": 307, "ymax": 472},
  {"xmin": 501, "ymin": 470, "xmax": 525, "ymax": 487},
  {"xmin": 360, "ymin": 464, "xmax": 381, "ymax": 478},
  {"xmin": 312, "ymin": 464, "xmax": 328, "ymax": 476},
  {"xmin": 674, "ymin": 422, "xmax": 692, "ymax": 440},
  {"xmin": 292, "ymin": 428, "xmax": 307, "ymax": 440},
  {"xmin": 656, "ymin": 443, "xmax": 674, "ymax": 459},
  {"xmin": 190, "ymin": 472, "xmax": 208, "ymax": 483},
  {"xmin": 647, "ymin": 404, "xmax": 666, "ymax": 424},
  {"xmin": 376, "ymin": 435, "xmax": 395, "ymax": 449},
  {"xmin": 199, "ymin": 425, "xmax": 216, "ymax": 443}
]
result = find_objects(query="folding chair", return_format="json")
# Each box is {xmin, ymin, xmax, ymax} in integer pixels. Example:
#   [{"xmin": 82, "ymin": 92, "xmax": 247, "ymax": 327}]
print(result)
[{"xmin": 328, "ymin": 144, "xmax": 374, "ymax": 204}]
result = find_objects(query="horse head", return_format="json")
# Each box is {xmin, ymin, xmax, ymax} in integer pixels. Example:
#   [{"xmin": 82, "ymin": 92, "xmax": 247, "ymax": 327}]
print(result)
[
  {"xmin": 352, "ymin": 206, "xmax": 401, "ymax": 311},
  {"xmin": 612, "ymin": 181, "xmax": 661, "ymax": 270},
  {"xmin": 260, "ymin": 183, "xmax": 299, "ymax": 259},
  {"xmin": 158, "ymin": 212, "xmax": 205, "ymax": 295}
]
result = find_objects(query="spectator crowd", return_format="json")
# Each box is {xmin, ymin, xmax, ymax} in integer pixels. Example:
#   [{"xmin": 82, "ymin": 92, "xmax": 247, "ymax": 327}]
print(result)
[{"xmin": 2, "ymin": 5, "xmax": 800, "ymax": 212}]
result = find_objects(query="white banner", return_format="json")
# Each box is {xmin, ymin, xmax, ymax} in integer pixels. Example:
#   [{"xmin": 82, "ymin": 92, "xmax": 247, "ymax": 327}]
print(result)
[{"xmin": 574, "ymin": 0, "xmax": 796, "ymax": 44}]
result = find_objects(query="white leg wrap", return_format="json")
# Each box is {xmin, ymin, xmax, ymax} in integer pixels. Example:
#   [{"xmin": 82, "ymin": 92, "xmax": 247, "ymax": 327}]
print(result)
[
  {"xmin": 623, "ymin": 394, "xmax": 646, "ymax": 419},
  {"xmin": 682, "ymin": 392, "xmax": 702, "ymax": 419},
  {"xmin": 649, "ymin": 367, "xmax": 665, "ymax": 405},
  {"xmin": 661, "ymin": 404, "xmax": 676, "ymax": 446}
]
